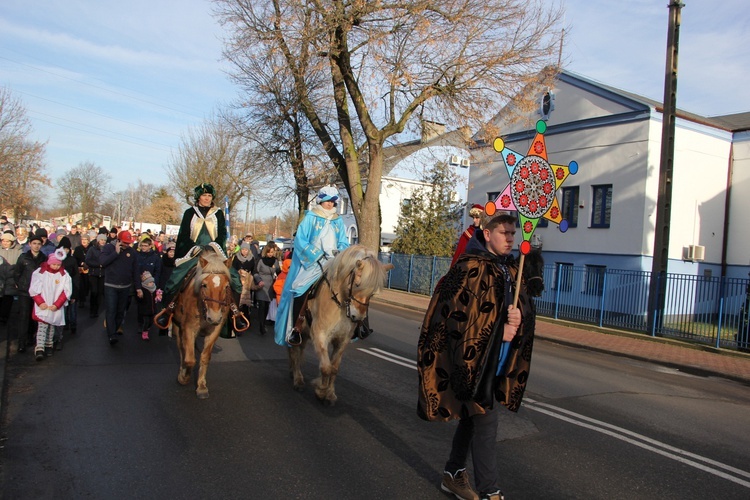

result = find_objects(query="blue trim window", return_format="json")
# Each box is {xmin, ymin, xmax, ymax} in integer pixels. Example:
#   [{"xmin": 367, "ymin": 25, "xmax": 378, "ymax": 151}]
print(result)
[
  {"xmin": 561, "ymin": 186, "xmax": 579, "ymax": 228},
  {"xmin": 591, "ymin": 184, "xmax": 612, "ymax": 228},
  {"xmin": 585, "ymin": 265, "xmax": 606, "ymax": 296}
]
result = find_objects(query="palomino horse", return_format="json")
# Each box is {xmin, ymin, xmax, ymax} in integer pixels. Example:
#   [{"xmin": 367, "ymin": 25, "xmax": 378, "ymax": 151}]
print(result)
[
  {"xmin": 172, "ymin": 245, "xmax": 233, "ymax": 399},
  {"xmin": 289, "ymin": 245, "xmax": 393, "ymax": 405}
]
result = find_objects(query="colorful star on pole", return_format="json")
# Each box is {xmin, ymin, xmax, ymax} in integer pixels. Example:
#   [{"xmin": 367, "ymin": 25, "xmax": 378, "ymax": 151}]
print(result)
[{"xmin": 485, "ymin": 120, "xmax": 578, "ymax": 255}]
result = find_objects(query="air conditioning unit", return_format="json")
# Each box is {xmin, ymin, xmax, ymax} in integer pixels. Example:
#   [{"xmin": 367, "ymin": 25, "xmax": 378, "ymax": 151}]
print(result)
[
  {"xmin": 460, "ymin": 158, "xmax": 470, "ymax": 168},
  {"xmin": 684, "ymin": 244, "xmax": 705, "ymax": 262},
  {"xmin": 449, "ymin": 155, "xmax": 460, "ymax": 166}
]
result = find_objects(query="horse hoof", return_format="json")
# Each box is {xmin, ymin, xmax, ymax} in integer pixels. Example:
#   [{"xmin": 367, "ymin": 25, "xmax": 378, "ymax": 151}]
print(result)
[
  {"xmin": 196, "ymin": 390, "xmax": 209, "ymax": 399},
  {"xmin": 177, "ymin": 375, "xmax": 190, "ymax": 386},
  {"xmin": 322, "ymin": 397, "xmax": 337, "ymax": 407},
  {"xmin": 293, "ymin": 382, "xmax": 305, "ymax": 392}
]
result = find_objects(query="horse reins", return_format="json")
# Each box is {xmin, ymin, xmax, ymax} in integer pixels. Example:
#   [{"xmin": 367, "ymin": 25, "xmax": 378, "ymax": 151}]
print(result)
[{"xmin": 321, "ymin": 263, "xmax": 373, "ymax": 322}]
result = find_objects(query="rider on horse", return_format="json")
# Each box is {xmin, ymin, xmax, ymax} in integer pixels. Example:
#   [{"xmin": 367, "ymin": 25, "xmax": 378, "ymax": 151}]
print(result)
[
  {"xmin": 155, "ymin": 183, "xmax": 248, "ymax": 335},
  {"xmin": 274, "ymin": 186, "xmax": 351, "ymax": 347}
]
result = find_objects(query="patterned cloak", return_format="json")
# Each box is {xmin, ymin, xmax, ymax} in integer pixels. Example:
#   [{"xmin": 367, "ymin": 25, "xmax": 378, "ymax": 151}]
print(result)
[{"xmin": 417, "ymin": 249, "xmax": 536, "ymax": 422}]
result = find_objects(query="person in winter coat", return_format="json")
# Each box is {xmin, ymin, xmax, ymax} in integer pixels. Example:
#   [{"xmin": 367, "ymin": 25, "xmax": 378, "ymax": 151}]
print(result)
[
  {"xmin": 14, "ymin": 234, "xmax": 47, "ymax": 353},
  {"xmin": 100, "ymin": 231, "xmax": 141, "ymax": 345},
  {"xmin": 15, "ymin": 226, "xmax": 30, "ymax": 253},
  {"xmin": 55, "ymin": 237, "xmax": 80, "ymax": 343},
  {"xmin": 135, "ymin": 235, "xmax": 162, "ymax": 340},
  {"xmin": 273, "ymin": 255, "xmax": 292, "ymax": 303},
  {"xmin": 30, "ymin": 249, "xmax": 72, "ymax": 360},
  {"xmin": 72, "ymin": 233, "xmax": 91, "ymax": 308},
  {"xmin": 0, "ymin": 231, "xmax": 23, "ymax": 324},
  {"xmin": 85, "ymin": 234, "xmax": 107, "ymax": 318},
  {"xmin": 254, "ymin": 242, "xmax": 280, "ymax": 335},
  {"xmin": 417, "ymin": 214, "xmax": 533, "ymax": 500},
  {"xmin": 158, "ymin": 241, "xmax": 176, "ymax": 292},
  {"xmin": 137, "ymin": 271, "xmax": 159, "ymax": 340},
  {"xmin": 36, "ymin": 228, "xmax": 57, "ymax": 256}
]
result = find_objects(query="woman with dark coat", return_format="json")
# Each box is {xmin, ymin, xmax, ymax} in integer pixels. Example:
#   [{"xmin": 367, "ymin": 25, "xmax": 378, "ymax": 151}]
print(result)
[
  {"xmin": 85, "ymin": 234, "xmax": 107, "ymax": 318},
  {"xmin": 56, "ymin": 236, "xmax": 80, "ymax": 342},
  {"xmin": 253, "ymin": 243, "xmax": 280, "ymax": 335}
]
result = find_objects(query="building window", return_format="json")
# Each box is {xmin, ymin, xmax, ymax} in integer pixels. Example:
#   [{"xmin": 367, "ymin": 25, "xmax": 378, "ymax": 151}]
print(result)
[
  {"xmin": 561, "ymin": 187, "xmax": 579, "ymax": 228},
  {"xmin": 591, "ymin": 184, "xmax": 612, "ymax": 228},
  {"xmin": 585, "ymin": 265, "xmax": 606, "ymax": 296},
  {"xmin": 555, "ymin": 262, "xmax": 574, "ymax": 292},
  {"xmin": 401, "ymin": 198, "xmax": 412, "ymax": 217},
  {"xmin": 340, "ymin": 197, "xmax": 349, "ymax": 215},
  {"xmin": 487, "ymin": 192, "xmax": 500, "ymax": 203}
]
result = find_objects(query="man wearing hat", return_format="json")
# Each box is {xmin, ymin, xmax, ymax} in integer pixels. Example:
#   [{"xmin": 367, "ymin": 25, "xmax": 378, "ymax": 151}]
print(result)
[
  {"xmin": 274, "ymin": 186, "xmax": 350, "ymax": 347},
  {"xmin": 36, "ymin": 228, "xmax": 56, "ymax": 257},
  {"xmin": 85, "ymin": 233, "xmax": 108, "ymax": 318},
  {"xmin": 14, "ymin": 232, "xmax": 47, "ymax": 353},
  {"xmin": 99, "ymin": 230, "xmax": 141, "ymax": 345},
  {"xmin": 450, "ymin": 204, "xmax": 486, "ymax": 266}
]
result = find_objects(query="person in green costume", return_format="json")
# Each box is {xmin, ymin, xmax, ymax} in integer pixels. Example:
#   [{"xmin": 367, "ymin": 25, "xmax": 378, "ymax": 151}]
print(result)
[{"xmin": 155, "ymin": 183, "xmax": 248, "ymax": 335}]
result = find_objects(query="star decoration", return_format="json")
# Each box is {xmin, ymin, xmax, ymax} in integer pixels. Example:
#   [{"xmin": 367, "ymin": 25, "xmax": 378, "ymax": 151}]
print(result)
[{"xmin": 485, "ymin": 120, "xmax": 578, "ymax": 255}]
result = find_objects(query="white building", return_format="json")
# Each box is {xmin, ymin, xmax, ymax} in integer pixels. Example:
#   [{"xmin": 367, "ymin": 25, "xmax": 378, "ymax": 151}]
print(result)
[{"xmin": 467, "ymin": 70, "xmax": 750, "ymax": 279}]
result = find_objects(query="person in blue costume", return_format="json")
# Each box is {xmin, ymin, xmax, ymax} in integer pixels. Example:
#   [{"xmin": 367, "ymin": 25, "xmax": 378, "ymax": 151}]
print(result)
[
  {"xmin": 155, "ymin": 183, "xmax": 248, "ymax": 334},
  {"xmin": 274, "ymin": 186, "xmax": 350, "ymax": 347}
]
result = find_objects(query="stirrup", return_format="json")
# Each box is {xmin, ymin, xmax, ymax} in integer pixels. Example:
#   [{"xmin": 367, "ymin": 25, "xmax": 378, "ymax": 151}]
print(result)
[
  {"xmin": 154, "ymin": 302, "xmax": 175, "ymax": 330},
  {"xmin": 230, "ymin": 304, "xmax": 250, "ymax": 332}
]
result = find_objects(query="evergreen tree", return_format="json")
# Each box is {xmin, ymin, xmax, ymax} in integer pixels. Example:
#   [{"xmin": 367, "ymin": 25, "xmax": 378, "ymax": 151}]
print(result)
[{"xmin": 391, "ymin": 162, "xmax": 462, "ymax": 256}]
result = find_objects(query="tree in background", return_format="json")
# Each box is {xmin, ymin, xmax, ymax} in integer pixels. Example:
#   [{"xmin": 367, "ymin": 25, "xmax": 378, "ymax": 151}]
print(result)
[
  {"xmin": 137, "ymin": 188, "xmax": 182, "ymax": 226},
  {"xmin": 57, "ymin": 161, "xmax": 110, "ymax": 226},
  {"xmin": 166, "ymin": 114, "xmax": 268, "ymax": 211},
  {"xmin": 213, "ymin": 0, "xmax": 563, "ymax": 251},
  {"xmin": 0, "ymin": 87, "xmax": 50, "ymax": 220},
  {"xmin": 391, "ymin": 162, "xmax": 462, "ymax": 257}
]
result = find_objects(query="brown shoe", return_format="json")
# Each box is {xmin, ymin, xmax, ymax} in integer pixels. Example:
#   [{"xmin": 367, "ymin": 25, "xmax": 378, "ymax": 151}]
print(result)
[{"xmin": 441, "ymin": 469, "xmax": 479, "ymax": 500}]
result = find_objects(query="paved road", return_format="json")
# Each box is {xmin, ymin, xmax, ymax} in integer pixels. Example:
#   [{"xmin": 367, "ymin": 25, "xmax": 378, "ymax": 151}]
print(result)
[{"xmin": 1, "ymin": 302, "xmax": 748, "ymax": 499}]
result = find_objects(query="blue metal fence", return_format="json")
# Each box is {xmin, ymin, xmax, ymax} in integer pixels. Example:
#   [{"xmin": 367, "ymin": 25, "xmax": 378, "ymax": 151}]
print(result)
[{"xmin": 378, "ymin": 253, "xmax": 750, "ymax": 352}]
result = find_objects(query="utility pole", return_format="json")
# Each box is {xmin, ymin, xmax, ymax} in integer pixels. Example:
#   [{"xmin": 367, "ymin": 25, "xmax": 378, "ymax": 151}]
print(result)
[{"xmin": 648, "ymin": 1, "xmax": 684, "ymax": 334}]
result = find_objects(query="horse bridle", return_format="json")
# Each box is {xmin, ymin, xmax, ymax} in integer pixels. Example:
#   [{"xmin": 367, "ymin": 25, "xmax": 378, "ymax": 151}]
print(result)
[
  {"xmin": 198, "ymin": 272, "xmax": 233, "ymax": 312},
  {"xmin": 322, "ymin": 267, "xmax": 372, "ymax": 322}
]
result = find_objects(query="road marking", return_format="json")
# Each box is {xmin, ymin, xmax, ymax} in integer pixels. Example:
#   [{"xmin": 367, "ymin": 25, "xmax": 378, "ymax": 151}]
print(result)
[
  {"xmin": 524, "ymin": 398, "xmax": 750, "ymax": 489},
  {"xmin": 359, "ymin": 346, "xmax": 750, "ymax": 489},
  {"xmin": 358, "ymin": 347, "xmax": 417, "ymax": 370}
]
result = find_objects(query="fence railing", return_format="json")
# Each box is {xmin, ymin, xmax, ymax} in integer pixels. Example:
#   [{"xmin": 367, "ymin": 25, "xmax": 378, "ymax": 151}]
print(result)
[{"xmin": 378, "ymin": 253, "xmax": 750, "ymax": 352}]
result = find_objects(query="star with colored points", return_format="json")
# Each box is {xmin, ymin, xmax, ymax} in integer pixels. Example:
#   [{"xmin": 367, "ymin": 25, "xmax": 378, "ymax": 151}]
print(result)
[{"xmin": 485, "ymin": 120, "xmax": 578, "ymax": 255}]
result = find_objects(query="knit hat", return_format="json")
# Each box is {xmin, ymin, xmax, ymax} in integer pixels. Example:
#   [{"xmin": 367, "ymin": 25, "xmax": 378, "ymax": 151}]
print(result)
[
  {"xmin": 28, "ymin": 234, "xmax": 42, "ymax": 244},
  {"xmin": 57, "ymin": 236, "xmax": 72, "ymax": 250},
  {"xmin": 96, "ymin": 234, "xmax": 107, "ymax": 243},
  {"xmin": 98, "ymin": 226, "xmax": 109, "ymax": 235},
  {"xmin": 1, "ymin": 231, "xmax": 15, "ymax": 242},
  {"xmin": 35, "ymin": 227, "xmax": 48, "ymax": 238},
  {"xmin": 141, "ymin": 271, "xmax": 156, "ymax": 293},
  {"xmin": 240, "ymin": 242, "xmax": 251, "ymax": 251},
  {"xmin": 47, "ymin": 248, "xmax": 66, "ymax": 265},
  {"xmin": 164, "ymin": 241, "xmax": 176, "ymax": 251}
]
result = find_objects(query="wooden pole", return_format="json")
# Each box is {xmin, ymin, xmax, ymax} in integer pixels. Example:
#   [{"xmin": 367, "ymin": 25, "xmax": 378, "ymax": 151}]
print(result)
[{"xmin": 513, "ymin": 252, "xmax": 525, "ymax": 308}]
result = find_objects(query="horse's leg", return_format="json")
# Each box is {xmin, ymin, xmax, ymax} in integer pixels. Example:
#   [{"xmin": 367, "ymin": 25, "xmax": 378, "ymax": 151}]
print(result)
[
  {"xmin": 196, "ymin": 325, "xmax": 222, "ymax": 399},
  {"xmin": 174, "ymin": 323, "xmax": 193, "ymax": 386},
  {"xmin": 311, "ymin": 326, "xmax": 335, "ymax": 404},
  {"xmin": 288, "ymin": 334, "xmax": 307, "ymax": 391},
  {"xmin": 324, "ymin": 334, "xmax": 350, "ymax": 405}
]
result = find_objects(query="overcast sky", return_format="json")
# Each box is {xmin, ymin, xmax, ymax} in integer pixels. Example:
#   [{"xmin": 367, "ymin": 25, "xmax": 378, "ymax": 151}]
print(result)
[{"xmin": 1, "ymin": 0, "xmax": 747, "ymax": 214}]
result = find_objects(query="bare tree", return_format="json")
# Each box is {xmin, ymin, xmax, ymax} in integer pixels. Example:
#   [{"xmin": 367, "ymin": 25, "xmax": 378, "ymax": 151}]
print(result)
[
  {"xmin": 0, "ymin": 87, "xmax": 50, "ymax": 219},
  {"xmin": 166, "ymin": 114, "xmax": 266, "ymax": 212},
  {"xmin": 57, "ymin": 161, "xmax": 111, "ymax": 225},
  {"xmin": 213, "ymin": 0, "xmax": 564, "ymax": 250}
]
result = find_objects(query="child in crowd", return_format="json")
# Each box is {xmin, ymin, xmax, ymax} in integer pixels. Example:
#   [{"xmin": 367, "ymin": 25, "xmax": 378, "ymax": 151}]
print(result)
[
  {"xmin": 137, "ymin": 271, "xmax": 159, "ymax": 340},
  {"xmin": 29, "ymin": 249, "xmax": 72, "ymax": 361}
]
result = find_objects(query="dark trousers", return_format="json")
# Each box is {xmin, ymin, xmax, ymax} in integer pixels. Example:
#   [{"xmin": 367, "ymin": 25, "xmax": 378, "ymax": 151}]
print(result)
[
  {"xmin": 78, "ymin": 274, "xmax": 90, "ymax": 305},
  {"xmin": 16, "ymin": 295, "xmax": 37, "ymax": 350},
  {"xmin": 445, "ymin": 405, "xmax": 500, "ymax": 495},
  {"xmin": 64, "ymin": 301, "xmax": 77, "ymax": 331},
  {"xmin": 0, "ymin": 295, "xmax": 14, "ymax": 322},
  {"xmin": 89, "ymin": 275, "xmax": 105, "ymax": 315},
  {"xmin": 104, "ymin": 286, "xmax": 129, "ymax": 340}
]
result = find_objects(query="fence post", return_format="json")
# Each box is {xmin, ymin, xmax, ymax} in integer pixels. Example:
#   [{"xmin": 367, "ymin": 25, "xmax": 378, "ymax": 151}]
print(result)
[
  {"xmin": 649, "ymin": 272, "xmax": 659, "ymax": 337},
  {"xmin": 554, "ymin": 263, "xmax": 562, "ymax": 320},
  {"xmin": 387, "ymin": 253, "xmax": 393, "ymax": 289},
  {"xmin": 716, "ymin": 275, "xmax": 725, "ymax": 349},
  {"xmin": 430, "ymin": 256, "xmax": 437, "ymax": 294},
  {"xmin": 407, "ymin": 254, "xmax": 414, "ymax": 293},
  {"xmin": 598, "ymin": 270, "xmax": 608, "ymax": 327}
]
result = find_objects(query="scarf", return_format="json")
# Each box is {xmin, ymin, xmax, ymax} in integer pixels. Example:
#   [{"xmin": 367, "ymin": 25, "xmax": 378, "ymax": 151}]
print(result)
[{"xmin": 312, "ymin": 206, "xmax": 338, "ymax": 219}]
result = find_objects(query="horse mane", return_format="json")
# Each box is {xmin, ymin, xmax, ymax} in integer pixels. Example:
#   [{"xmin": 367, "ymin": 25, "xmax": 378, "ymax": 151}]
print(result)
[
  {"xmin": 193, "ymin": 248, "xmax": 230, "ymax": 294},
  {"xmin": 327, "ymin": 245, "xmax": 386, "ymax": 296},
  {"xmin": 521, "ymin": 247, "xmax": 545, "ymax": 297}
]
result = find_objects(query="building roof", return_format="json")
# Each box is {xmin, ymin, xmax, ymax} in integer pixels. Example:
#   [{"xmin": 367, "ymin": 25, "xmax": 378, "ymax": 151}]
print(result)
[{"xmin": 706, "ymin": 112, "xmax": 750, "ymax": 132}]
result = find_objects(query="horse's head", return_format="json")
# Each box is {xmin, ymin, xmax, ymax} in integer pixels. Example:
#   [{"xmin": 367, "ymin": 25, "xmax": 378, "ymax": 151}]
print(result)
[
  {"xmin": 329, "ymin": 245, "xmax": 393, "ymax": 322},
  {"xmin": 523, "ymin": 247, "xmax": 545, "ymax": 297},
  {"xmin": 196, "ymin": 252, "xmax": 232, "ymax": 325}
]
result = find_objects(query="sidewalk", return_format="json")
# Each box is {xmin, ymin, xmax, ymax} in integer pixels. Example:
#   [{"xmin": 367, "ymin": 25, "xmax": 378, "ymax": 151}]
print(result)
[{"xmin": 373, "ymin": 289, "xmax": 750, "ymax": 385}]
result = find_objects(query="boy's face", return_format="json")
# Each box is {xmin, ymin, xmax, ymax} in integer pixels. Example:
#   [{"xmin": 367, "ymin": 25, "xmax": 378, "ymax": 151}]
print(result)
[
  {"xmin": 484, "ymin": 222, "xmax": 516, "ymax": 256},
  {"xmin": 29, "ymin": 240, "xmax": 42, "ymax": 252}
]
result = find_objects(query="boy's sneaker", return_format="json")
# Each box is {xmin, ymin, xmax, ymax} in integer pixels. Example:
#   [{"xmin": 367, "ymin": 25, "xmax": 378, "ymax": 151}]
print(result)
[
  {"xmin": 480, "ymin": 490, "xmax": 505, "ymax": 500},
  {"xmin": 35, "ymin": 349, "xmax": 44, "ymax": 361},
  {"xmin": 441, "ymin": 469, "xmax": 479, "ymax": 500}
]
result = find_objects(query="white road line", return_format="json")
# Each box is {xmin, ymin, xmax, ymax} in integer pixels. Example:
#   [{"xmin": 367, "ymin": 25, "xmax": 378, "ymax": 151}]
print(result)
[
  {"xmin": 524, "ymin": 398, "xmax": 750, "ymax": 488},
  {"xmin": 358, "ymin": 348, "xmax": 417, "ymax": 370},
  {"xmin": 357, "ymin": 347, "xmax": 750, "ymax": 489}
]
